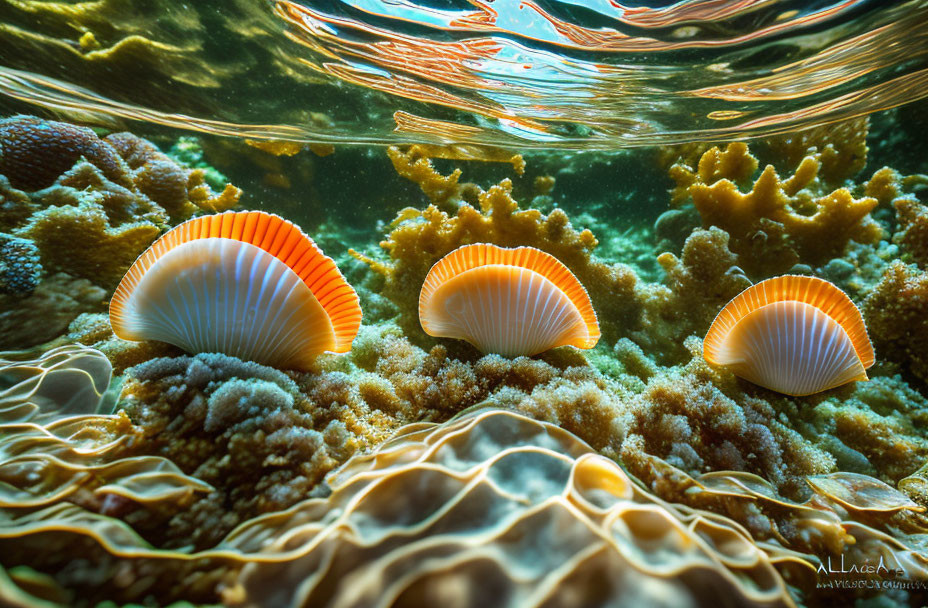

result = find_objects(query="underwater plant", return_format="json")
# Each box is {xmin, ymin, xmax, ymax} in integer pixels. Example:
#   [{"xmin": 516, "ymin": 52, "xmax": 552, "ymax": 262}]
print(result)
[
  {"xmin": 704, "ymin": 276, "xmax": 874, "ymax": 396},
  {"xmin": 111, "ymin": 210, "xmax": 362, "ymax": 370},
  {"xmin": 419, "ymin": 243, "xmax": 600, "ymax": 357}
]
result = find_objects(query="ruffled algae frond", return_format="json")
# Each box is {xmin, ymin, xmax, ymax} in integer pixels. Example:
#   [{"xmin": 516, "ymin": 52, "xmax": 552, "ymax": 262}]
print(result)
[{"xmin": 1, "ymin": 109, "xmax": 928, "ymax": 607}]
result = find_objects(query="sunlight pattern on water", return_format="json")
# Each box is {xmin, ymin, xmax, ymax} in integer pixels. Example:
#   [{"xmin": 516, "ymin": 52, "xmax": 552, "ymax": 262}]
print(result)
[{"xmin": 0, "ymin": 0, "xmax": 926, "ymax": 148}]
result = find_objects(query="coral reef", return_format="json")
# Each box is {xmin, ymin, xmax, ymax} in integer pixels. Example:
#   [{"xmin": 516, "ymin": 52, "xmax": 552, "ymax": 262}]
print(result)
[
  {"xmin": 632, "ymin": 227, "xmax": 751, "ymax": 362},
  {"xmin": 228, "ymin": 409, "xmax": 798, "ymax": 608},
  {"xmin": 763, "ymin": 117, "xmax": 870, "ymax": 187},
  {"xmin": 0, "ymin": 273, "xmax": 105, "ymax": 350},
  {"xmin": 116, "ymin": 353, "xmax": 360, "ymax": 548},
  {"xmin": 0, "ymin": 116, "xmax": 242, "ymax": 287},
  {"xmin": 0, "ymin": 116, "xmax": 242, "ymax": 347},
  {"xmin": 670, "ymin": 142, "xmax": 882, "ymax": 276},
  {"xmin": 0, "ymin": 116, "xmax": 130, "ymax": 192},
  {"xmin": 863, "ymin": 261, "xmax": 928, "ymax": 385}
]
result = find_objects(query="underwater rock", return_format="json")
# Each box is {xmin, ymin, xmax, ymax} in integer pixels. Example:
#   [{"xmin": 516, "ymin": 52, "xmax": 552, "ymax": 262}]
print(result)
[
  {"xmin": 228, "ymin": 408, "xmax": 797, "ymax": 608},
  {"xmin": 0, "ymin": 232, "xmax": 41, "ymax": 296}
]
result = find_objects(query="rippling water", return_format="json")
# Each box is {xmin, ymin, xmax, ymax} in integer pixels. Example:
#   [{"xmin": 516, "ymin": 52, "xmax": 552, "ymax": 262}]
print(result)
[{"xmin": 0, "ymin": 0, "xmax": 926, "ymax": 148}]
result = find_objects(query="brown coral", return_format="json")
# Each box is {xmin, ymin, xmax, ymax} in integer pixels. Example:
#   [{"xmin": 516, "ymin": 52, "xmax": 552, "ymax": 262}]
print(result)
[
  {"xmin": 633, "ymin": 227, "xmax": 751, "ymax": 362},
  {"xmin": 0, "ymin": 273, "xmax": 105, "ymax": 349},
  {"xmin": 117, "ymin": 353, "xmax": 360, "ymax": 548},
  {"xmin": 0, "ymin": 116, "xmax": 243, "ymax": 333},
  {"xmin": 863, "ymin": 261, "xmax": 928, "ymax": 385},
  {"xmin": 763, "ymin": 117, "xmax": 869, "ymax": 186},
  {"xmin": 107, "ymin": 131, "xmax": 242, "ymax": 219},
  {"xmin": 0, "ymin": 115, "xmax": 130, "ymax": 191},
  {"xmin": 689, "ymin": 144, "xmax": 880, "ymax": 275},
  {"xmin": 668, "ymin": 136, "xmax": 886, "ymax": 277}
]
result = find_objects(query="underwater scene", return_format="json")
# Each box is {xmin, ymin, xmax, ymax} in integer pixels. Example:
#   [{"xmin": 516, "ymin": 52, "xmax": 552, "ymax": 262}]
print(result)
[{"xmin": 2, "ymin": 0, "xmax": 928, "ymax": 607}]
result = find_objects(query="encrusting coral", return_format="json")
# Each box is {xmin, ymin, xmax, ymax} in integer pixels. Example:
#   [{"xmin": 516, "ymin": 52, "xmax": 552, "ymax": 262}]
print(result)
[
  {"xmin": 863, "ymin": 261, "xmax": 928, "ymax": 386},
  {"xmin": 116, "ymin": 353, "xmax": 360, "ymax": 548}
]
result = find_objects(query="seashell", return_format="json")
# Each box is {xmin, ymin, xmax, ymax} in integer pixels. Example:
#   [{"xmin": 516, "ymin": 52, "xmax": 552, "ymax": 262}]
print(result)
[
  {"xmin": 704, "ymin": 275, "xmax": 873, "ymax": 396},
  {"xmin": 110, "ymin": 211, "xmax": 361, "ymax": 370},
  {"xmin": 419, "ymin": 243, "xmax": 599, "ymax": 356}
]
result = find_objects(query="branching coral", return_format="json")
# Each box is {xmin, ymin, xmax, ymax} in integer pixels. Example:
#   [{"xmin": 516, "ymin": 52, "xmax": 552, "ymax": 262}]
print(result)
[
  {"xmin": 352, "ymin": 162, "xmax": 639, "ymax": 346},
  {"xmin": 672, "ymin": 142, "xmax": 882, "ymax": 276},
  {"xmin": 228, "ymin": 409, "xmax": 798, "ymax": 608}
]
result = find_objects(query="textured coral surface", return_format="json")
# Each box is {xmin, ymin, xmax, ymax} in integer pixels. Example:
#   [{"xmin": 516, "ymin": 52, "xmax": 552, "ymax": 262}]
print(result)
[{"xmin": 0, "ymin": 116, "xmax": 241, "ymax": 348}]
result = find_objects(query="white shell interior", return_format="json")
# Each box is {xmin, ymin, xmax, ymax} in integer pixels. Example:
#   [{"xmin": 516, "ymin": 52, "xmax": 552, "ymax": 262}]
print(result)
[
  {"xmin": 713, "ymin": 300, "xmax": 866, "ymax": 395},
  {"xmin": 425, "ymin": 265, "xmax": 588, "ymax": 357},
  {"xmin": 119, "ymin": 238, "xmax": 335, "ymax": 368}
]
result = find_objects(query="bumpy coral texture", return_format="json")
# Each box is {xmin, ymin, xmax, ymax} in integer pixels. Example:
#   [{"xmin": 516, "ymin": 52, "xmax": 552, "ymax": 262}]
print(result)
[
  {"xmin": 229, "ymin": 408, "xmax": 797, "ymax": 608},
  {"xmin": 0, "ymin": 232, "xmax": 41, "ymax": 296},
  {"xmin": 117, "ymin": 353, "xmax": 359, "ymax": 549},
  {"xmin": 864, "ymin": 261, "xmax": 928, "ymax": 386},
  {"xmin": 0, "ymin": 116, "xmax": 130, "ymax": 192}
]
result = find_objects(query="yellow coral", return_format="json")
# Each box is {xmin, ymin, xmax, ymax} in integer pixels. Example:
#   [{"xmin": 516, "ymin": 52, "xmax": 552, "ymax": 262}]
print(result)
[
  {"xmin": 684, "ymin": 143, "xmax": 881, "ymax": 275},
  {"xmin": 17, "ymin": 200, "xmax": 159, "ymax": 288},
  {"xmin": 764, "ymin": 117, "xmax": 869, "ymax": 186}
]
